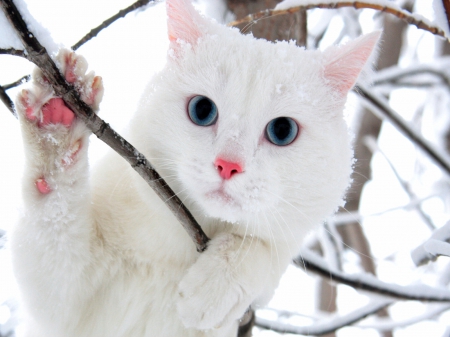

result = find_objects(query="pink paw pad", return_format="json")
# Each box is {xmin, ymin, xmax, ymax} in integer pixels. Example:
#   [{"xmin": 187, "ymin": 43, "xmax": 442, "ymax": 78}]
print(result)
[
  {"xmin": 64, "ymin": 53, "xmax": 78, "ymax": 83},
  {"xmin": 85, "ymin": 76, "xmax": 103, "ymax": 106},
  {"xmin": 36, "ymin": 178, "xmax": 51, "ymax": 194},
  {"xmin": 39, "ymin": 98, "xmax": 75, "ymax": 127},
  {"xmin": 19, "ymin": 90, "xmax": 37, "ymax": 122}
]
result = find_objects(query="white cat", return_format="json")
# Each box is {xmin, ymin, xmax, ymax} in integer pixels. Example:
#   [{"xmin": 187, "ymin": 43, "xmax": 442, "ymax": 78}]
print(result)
[{"xmin": 11, "ymin": 0, "xmax": 379, "ymax": 336}]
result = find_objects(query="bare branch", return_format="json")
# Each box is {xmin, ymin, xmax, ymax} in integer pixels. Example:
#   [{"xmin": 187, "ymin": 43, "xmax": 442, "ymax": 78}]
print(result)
[
  {"xmin": 0, "ymin": 47, "xmax": 26, "ymax": 57},
  {"xmin": 2, "ymin": 74, "xmax": 30, "ymax": 90},
  {"xmin": 0, "ymin": 85, "xmax": 16, "ymax": 117},
  {"xmin": 356, "ymin": 84, "xmax": 450, "ymax": 177},
  {"xmin": 227, "ymin": 0, "xmax": 448, "ymax": 40},
  {"xmin": 295, "ymin": 250, "xmax": 450, "ymax": 302},
  {"xmin": 255, "ymin": 300, "xmax": 392, "ymax": 335},
  {"xmin": 71, "ymin": 0, "xmax": 156, "ymax": 51},
  {"xmin": 0, "ymin": 0, "xmax": 210, "ymax": 252}
]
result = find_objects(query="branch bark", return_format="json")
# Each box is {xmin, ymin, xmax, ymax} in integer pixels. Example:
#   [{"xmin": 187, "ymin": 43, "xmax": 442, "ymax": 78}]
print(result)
[
  {"xmin": 0, "ymin": 47, "xmax": 26, "ymax": 57},
  {"xmin": 0, "ymin": 0, "xmax": 210, "ymax": 252},
  {"xmin": 227, "ymin": 0, "xmax": 448, "ymax": 40}
]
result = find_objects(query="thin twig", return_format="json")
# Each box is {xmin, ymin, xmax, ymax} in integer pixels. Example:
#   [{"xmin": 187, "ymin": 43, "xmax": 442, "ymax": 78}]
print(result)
[
  {"xmin": 71, "ymin": 0, "xmax": 156, "ymax": 50},
  {"xmin": 0, "ymin": 47, "xmax": 26, "ymax": 57},
  {"xmin": 0, "ymin": 85, "xmax": 16, "ymax": 117},
  {"xmin": 355, "ymin": 84, "xmax": 450, "ymax": 177},
  {"xmin": 2, "ymin": 74, "xmax": 30, "ymax": 90},
  {"xmin": 227, "ymin": 1, "xmax": 448, "ymax": 40},
  {"xmin": 0, "ymin": 0, "xmax": 210, "ymax": 252},
  {"xmin": 295, "ymin": 252, "xmax": 450, "ymax": 302},
  {"xmin": 256, "ymin": 300, "xmax": 392, "ymax": 335}
]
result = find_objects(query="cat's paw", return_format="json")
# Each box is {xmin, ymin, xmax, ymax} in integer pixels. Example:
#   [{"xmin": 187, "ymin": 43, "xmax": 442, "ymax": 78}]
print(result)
[
  {"xmin": 177, "ymin": 234, "xmax": 253, "ymax": 330},
  {"xmin": 16, "ymin": 49, "xmax": 103, "ymax": 194}
]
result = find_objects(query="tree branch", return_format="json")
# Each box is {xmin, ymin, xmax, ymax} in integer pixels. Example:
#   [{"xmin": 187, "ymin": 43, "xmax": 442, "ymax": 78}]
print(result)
[
  {"xmin": 2, "ymin": 74, "xmax": 30, "ymax": 90},
  {"xmin": 0, "ymin": 0, "xmax": 210, "ymax": 252},
  {"xmin": 227, "ymin": 0, "xmax": 448, "ymax": 40},
  {"xmin": 295, "ymin": 250, "xmax": 450, "ymax": 302},
  {"xmin": 0, "ymin": 47, "xmax": 26, "ymax": 57},
  {"xmin": 255, "ymin": 300, "xmax": 392, "ymax": 335},
  {"xmin": 71, "ymin": 0, "xmax": 156, "ymax": 51},
  {"xmin": 355, "ymin": 84, "xmax": 450, "ymax": 177},
  {"xmin": 0, "ymin": 85, "xmax": 16, "ymax": 117}
]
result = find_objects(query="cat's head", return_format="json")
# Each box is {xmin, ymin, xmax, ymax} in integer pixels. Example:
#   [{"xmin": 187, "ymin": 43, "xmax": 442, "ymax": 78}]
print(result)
[{"xmin": 133, "ymin": 0, "xmax": 379, "ymax": 240}]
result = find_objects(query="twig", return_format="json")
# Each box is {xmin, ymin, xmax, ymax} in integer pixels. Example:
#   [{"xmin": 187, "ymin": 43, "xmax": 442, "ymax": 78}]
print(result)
[
  {"xmin": 256, "ymin": 300, "xmax": 392, "ymax": 335},
  {"xmin": 0, "ymin": 47, "xmax": 26, "ymax": 57},
  {"xmin": 2, "ymin": 74, "xmax": 30, "ymax": 90},
  {"xmin": 71, "ymin": 0, "xmax": 156, "ymax": 50},
  {"xmin": 227, "ymin": 0, "xmax": 448, "ymax": 40},
  {"xmin": 295, "ymin": 251, "xmax": 450, "ymax": 302},
  {"xmin": 0, "ymin": 0, "xmax": 210, "ymax": 252},
  {"xmin": 355, "ymin": 84, "xmax": 450, "ymax": 177},
  {"xmin": 0, "ymin": 85, "xmax": 16, "ymax": 117}
]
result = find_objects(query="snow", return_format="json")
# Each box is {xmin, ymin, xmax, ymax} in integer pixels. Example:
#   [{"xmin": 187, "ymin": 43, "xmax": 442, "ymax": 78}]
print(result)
[
  {"xmin": 7, "ymin": 0, "xmax": 60, "ymax": 55},
  {"xmin": 0, "ymin": 6, "xmax": 23, "ymax": 50}
]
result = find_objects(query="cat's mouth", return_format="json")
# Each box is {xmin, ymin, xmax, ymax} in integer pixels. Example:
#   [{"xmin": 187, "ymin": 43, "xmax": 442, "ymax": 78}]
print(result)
[{"xmin": 206, "ymin": 188, "xmax": 236, "ymax": 205}]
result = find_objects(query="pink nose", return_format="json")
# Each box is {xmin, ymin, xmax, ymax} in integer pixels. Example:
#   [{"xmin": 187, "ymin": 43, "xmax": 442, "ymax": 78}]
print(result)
[{"xmin": 214, "ymin": 158, "xmax": 243, "ymax": 180}]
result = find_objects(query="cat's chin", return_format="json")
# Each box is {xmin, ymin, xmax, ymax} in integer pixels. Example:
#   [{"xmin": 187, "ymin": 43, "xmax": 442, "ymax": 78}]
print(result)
[{"xmin": 200, "ymin": 188, "xmax": 249, "ymax": 223}]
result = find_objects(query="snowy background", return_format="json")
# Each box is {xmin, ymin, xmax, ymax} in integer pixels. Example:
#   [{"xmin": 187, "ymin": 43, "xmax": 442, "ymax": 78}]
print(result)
[{"xmin": 1, "ymin": 0, "xmax": 450, "ymax": 336}]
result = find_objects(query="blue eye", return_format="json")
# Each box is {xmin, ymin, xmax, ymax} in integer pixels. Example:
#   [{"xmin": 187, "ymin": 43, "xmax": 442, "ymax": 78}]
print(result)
[
  {"xmin": 265, "ymin": 117, "xmax": 299, "ymax": 146},
  {"xmin": 188, "ymin": 95, "xmax": 218, "ymax": 126}
]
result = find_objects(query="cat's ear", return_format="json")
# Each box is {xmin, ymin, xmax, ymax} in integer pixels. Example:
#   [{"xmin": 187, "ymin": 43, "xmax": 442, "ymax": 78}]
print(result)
[
  {"xmin": 323, "ymin": 31, "xmax": 381, "ymax": 96},
  {"xmin": 166, "ymin": 0, "xmax": 204, "ymax": 54}
]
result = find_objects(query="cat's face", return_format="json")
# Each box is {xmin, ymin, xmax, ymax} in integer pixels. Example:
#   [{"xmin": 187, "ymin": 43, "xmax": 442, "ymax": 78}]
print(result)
[{"xmin": 133, "ymin": 0, "xmax": 378, "ymax": 238}]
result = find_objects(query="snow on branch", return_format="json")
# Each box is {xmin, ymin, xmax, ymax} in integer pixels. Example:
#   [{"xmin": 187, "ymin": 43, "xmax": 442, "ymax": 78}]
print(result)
[
  {"xmin": 295, "ymin": 249, "xmax": 450, "ymax": 302},
  {"xmin": 256, "ymin": 299, "xmax": 392, "ymax": 335},
  {"xmin": 357, "ymin": 303, "xmax": 450, "ymax": 331},
  {"xmin": 372, "ymin": 61, "xmax": 450, "ymax": 90},
  {"xmin": 411, "ymin": 220, "xmax": 450, "ymax": 266},
  {"xmin": 0, "ymin": 0, "xmax": 210, "ymax": 253},
  {"xmin": 356, "ymin": 84, "xmax": 450, "ymax": 177},
  {"xmin": 227, "ymin": 0, "xmax": 449, "ymax": 40}
]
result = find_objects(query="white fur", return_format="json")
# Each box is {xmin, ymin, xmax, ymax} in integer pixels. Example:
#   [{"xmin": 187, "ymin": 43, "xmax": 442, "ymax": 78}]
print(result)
[{"xmin": 11, "ymin": 0, "xmax": 379, "ymax": 336}]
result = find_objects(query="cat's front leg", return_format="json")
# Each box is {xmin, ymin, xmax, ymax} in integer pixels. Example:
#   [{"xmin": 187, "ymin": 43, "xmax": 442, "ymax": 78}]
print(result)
[
  {"xmin": 12, "ymin": 49, "xmax": 104, "ymax": 309},
  {"xmin": 177, "ymin": 232, "xmax": 273, "ymax": 330}
]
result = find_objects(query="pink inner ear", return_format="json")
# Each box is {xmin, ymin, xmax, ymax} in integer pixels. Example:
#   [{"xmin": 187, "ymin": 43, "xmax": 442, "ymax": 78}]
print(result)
[
  {"xmin": 323, "ymin": 32, "xmax": 380, "ymax": 95},
  {"xmin": 167, "ymin": 0, "xmax": 202, "ymax": 47}
]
